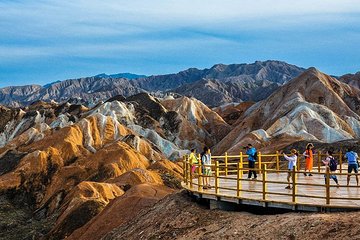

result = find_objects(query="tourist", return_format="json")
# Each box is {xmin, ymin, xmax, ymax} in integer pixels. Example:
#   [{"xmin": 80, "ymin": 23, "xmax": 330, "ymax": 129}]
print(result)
[
  {"xmin": 303, "ymin": 143, "xmax": 314, "ymax": 176},
  {"xmin": 189, "ymin": 149, "xmax": 198, "ymax": 174},
  {"xmin": 345, "ymin": 148, "xmax": 359, "ymax": 186},
  {"xmin": 201, "ymin": 146, "xmax": 212, "ymax": 189},
  {"xmin": 322, "ymin": 150, "xmax": 339, "ymax": 186},
  {"xmin": 283, "ymin": 149, "xmax": 298, "ymax": 189},
  {"xmin": 245, "ymin": 144, "xmax": 257, "ymax": 180}
]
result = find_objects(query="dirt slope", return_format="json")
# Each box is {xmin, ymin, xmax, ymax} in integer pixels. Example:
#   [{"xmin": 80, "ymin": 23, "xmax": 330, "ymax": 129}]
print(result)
[{"xmin": 103, "ymin": 191, "xmax": 360, "ymax": 240}]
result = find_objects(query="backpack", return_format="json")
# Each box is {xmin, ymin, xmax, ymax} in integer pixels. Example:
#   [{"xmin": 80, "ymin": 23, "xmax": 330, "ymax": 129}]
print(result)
[
  {"xmin": 201, "ymin": 153, "xmax": 206, "ymax": 165},
  {"xmin": 201, "ymin": 153, "xmax": 209, "ymax": 165},
  {"xmin": 253, "ymin": 151, "xmax": 258, "ymax": 161},
  {"xmin": 329, "ymin": 156, "xmax": 337, "ymax": 171}
]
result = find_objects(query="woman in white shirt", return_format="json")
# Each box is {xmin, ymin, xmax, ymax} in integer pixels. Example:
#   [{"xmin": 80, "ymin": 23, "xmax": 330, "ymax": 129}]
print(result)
[
  {"xmin": 201, "ymin": 147, "xmax": 212, "ymax": 189},
  {"xmin": 283, "ymin": 149, "xmax": 298, "ymax": 189}
]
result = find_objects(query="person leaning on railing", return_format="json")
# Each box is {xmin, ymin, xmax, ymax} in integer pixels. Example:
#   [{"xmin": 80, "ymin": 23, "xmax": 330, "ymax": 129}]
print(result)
[
  {"xmin": 283, "ymin": 149, "xmax": 298, "ymax": 189},
  {"xmin": 345, "ymin": 148, "xmax": 359, "ymax": 186},
  {"xmin": 189, "ymin": 149, "xmax": 198, "ymax": 174}
]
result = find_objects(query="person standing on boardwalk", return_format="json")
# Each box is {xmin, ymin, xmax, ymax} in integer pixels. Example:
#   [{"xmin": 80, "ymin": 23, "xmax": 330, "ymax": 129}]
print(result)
[
  {"xmin": 283, "ymin": 149, "xmax": 298, "ymax": 189},
  {"xmin": 303, "ymin": 143, "xmax": 314, "ymax": 176},
  {"xmin": 322, "ymin": 150, "xmax": 339, "ymax": 186},
  {"xmin": 345, "ymin": 148, "xmax": 359, "ymax": 186},
  {"xmin": 245, "ymin": 144, "xmax": 257, "ymax": 180},
  {"xmin": 201, "ymin": 147, "xmax": 212, "ymax": 189},
  {"xmin": 189, "ymin": 149, "xmax": 198, "ymax": 174}
]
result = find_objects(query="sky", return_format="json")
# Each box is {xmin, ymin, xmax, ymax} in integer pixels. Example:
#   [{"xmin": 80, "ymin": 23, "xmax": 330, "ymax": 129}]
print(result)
[{"xmin": 0, "ymin": 0, "xmax": 360, "ymax": 87}]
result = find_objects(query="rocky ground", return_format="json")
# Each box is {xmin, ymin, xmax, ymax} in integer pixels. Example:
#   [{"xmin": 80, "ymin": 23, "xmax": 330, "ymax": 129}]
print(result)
[
  {"xmin": 104, "ymin": 191, "xmax": 360, "ymax": 240},
  {"xmin": 0, "ymin": 194, "xmax": 56, "ymax": 240}
]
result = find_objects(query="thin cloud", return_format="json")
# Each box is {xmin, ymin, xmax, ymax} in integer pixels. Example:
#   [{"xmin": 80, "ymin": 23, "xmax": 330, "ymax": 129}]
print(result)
[
  {"xmin": 0, "ymin": 0, "xmax": 359, "ymax": 86},
  {"xmin": 1, "ymin": 0, "xmax": 360, "ymax": 37},
  {"xmin": 0, "ymin": 35, "xmax": 236, "ymax": 60}
]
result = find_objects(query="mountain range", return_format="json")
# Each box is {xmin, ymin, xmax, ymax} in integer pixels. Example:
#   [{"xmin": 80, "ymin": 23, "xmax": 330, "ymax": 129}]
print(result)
[
  {"xmin": 1, "ymin": 60, "xmax": 360, "ymax": 239},
  {"xmin": 0, "ymin": 60, "xmax": 305, "ymax": 107}
]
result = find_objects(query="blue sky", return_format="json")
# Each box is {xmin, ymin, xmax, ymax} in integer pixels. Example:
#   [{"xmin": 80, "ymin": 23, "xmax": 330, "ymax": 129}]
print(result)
[{"xmin": 0, "ymin": 0, "xmax": 360, "ymax": 87}]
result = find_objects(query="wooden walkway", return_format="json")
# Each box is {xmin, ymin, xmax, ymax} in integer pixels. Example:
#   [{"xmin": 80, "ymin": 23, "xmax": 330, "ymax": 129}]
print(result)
[{"xmin": 182, "ymin": 161, "xmax": 360, "ymax": 211}]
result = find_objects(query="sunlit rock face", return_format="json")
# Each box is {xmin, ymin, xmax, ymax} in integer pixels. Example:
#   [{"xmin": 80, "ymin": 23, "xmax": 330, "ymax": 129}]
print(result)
[
  {"xmin": 214, "ymin": 68, "xmax": 360, "ymax": 154},
  {"xmin": 0, "ymin": 101, "xmax": 87, "ymax": 148},
  {"xmin": 0, "ymin": 96, "xmax": 185, "ymax": 239},
  {"xmin": 66, "ymin": 184, "xmax": 174, "ymax": 240},
  {"xmin": 86, "ymin": 93, "xmax": 231, "ymax": 159},
  {"xmin": 0, "ymin": 92, "xmax": 230, "ymax": 238}
]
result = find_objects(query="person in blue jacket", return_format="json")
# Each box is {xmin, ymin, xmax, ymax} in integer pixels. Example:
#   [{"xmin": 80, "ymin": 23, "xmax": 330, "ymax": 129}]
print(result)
[
  {"xmin": 345, "ymin": 147, "xmax": 359, "ymax": 186},
  {"xmin": 245, "ymin": 144, "xmax": 257, "ymax": 179}
]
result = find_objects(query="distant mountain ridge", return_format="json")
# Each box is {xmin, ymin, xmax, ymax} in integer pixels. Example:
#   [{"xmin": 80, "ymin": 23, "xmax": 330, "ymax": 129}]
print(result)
[
  {"xmin": 136, "ymin": 60, "xmax": 305, "ymax": 106},
  {"xmin": 95, "ymin": 73, "xmax": 147, "ymax": 80},
  {"xmin": 0, "ymin": 76, "xmax": 141, "ymax": 107},
  {"xmin": 135, "ymin": 60, "xmax": 305, "ymax": 91},
  {"xmin": 339, "ymin": 71, "xmax": 360, "ymax": 90},
  {"xmin": 0, "ymin": 60, "xmax": 309, "ymax": 107}
]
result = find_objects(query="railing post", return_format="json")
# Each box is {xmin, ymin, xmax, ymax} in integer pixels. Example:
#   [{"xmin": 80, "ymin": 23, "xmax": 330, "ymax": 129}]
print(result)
[
  {"xmin": 297, "ymin": 149, "xmax": 300, "ymax": 171},
  {"xmin": 183, "ymin": 155, "xmax": 187, "ymax": 184},
  {"xmin": 326, "ymin": 166, "xmax": 330, "ymax": 205},
  {"xmin": 197, "ymin": 153, "xmax": 201, "ymax": 178},
  {"xmin": 198, "ymin": 159, "xmax": 203, "ymax": 192},
  {"xmin": 215, "ymin": 160, "xmax": 219, "ymax": 194},
  {"xmin": 237, "ymin": 162, "xmax": 241, "ymax": 197},
  {"xmin": 262, "ymin": 164, "xmax": 267, "ymax": 200},
  {"xmin": 225, "ymin": 152, "xmax": 228, "ymax": 176},
  {"xmin": 339, "ymin": 150, "xmax": 343, "ymax": 173},
  {"xmin": 292, "ymin": 166, "xmax": 296, "ymax": 203},
  {"xmin": 258, "ymin": 151, "xmax": 262, "ymax": 174},
  {"xmin": 186, "ymin": 162, "xmax": 191, "ymax": 188},
  {"xmin": 240, "ymin": 152, "xmax": 244, "ymax": 178},
  {"xmin": 276, "ymin": 151, "xmax": 280, "ymax": 171},
  {"xmin": 189, "ymin": 161, "xmax": 193, "ymax": 189},
  {"xmin": 317, "ymin": 151, "xmax": 321, "ymax": 172},
  {"xmin": 240, "ymin": 152, "xmax": 243, "ymax": 178}
]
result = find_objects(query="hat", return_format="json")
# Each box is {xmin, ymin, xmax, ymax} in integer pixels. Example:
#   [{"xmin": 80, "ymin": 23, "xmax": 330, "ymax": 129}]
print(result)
[{"xmin": 291, "ymin": 149, "xmax": 298, "ymax": 154}]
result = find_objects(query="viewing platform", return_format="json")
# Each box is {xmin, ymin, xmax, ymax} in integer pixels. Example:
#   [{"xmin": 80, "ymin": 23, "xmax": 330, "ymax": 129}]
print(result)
[{"xmin": 182, "ymin": 152, "xmax": 360, "ymax": 212}]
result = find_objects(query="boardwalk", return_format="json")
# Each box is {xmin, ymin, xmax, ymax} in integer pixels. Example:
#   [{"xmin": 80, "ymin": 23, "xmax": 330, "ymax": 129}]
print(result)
[{"xmin": 183, "ymin": 161, "xmax": 360, "ymax": 211}]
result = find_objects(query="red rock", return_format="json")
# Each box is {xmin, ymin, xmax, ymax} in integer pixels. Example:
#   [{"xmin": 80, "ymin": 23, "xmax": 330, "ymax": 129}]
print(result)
[
  {"xmin": 106, "ymin": 168, "xmax": 163, "ymax": 188},
  {"xmin": 68, "ymin": 184, "xmax": 174, "ymax": 240},
  {"xmin": 47, "ymin": 181, "xmax": 124, "ymax": 239}
]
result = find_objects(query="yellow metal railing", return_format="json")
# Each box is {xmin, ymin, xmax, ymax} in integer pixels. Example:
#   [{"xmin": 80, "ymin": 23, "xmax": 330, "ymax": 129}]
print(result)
[
  {"xmin": 182, "ymin": 151, "xmax": 359, "ymax": 208},
  {"xmin": 211, "ymin": 151, "xmax": 344, "ymax": 174}
]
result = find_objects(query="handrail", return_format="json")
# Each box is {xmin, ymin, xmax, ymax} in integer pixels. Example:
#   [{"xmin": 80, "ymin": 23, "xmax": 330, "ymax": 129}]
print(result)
[
  {"xmin": 182, "ymin": 150, "xmax": 360, "ymax": 209},
  {"xmin": 209, "ymin": 151, "xmax": 346, "ymax": 174}
]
